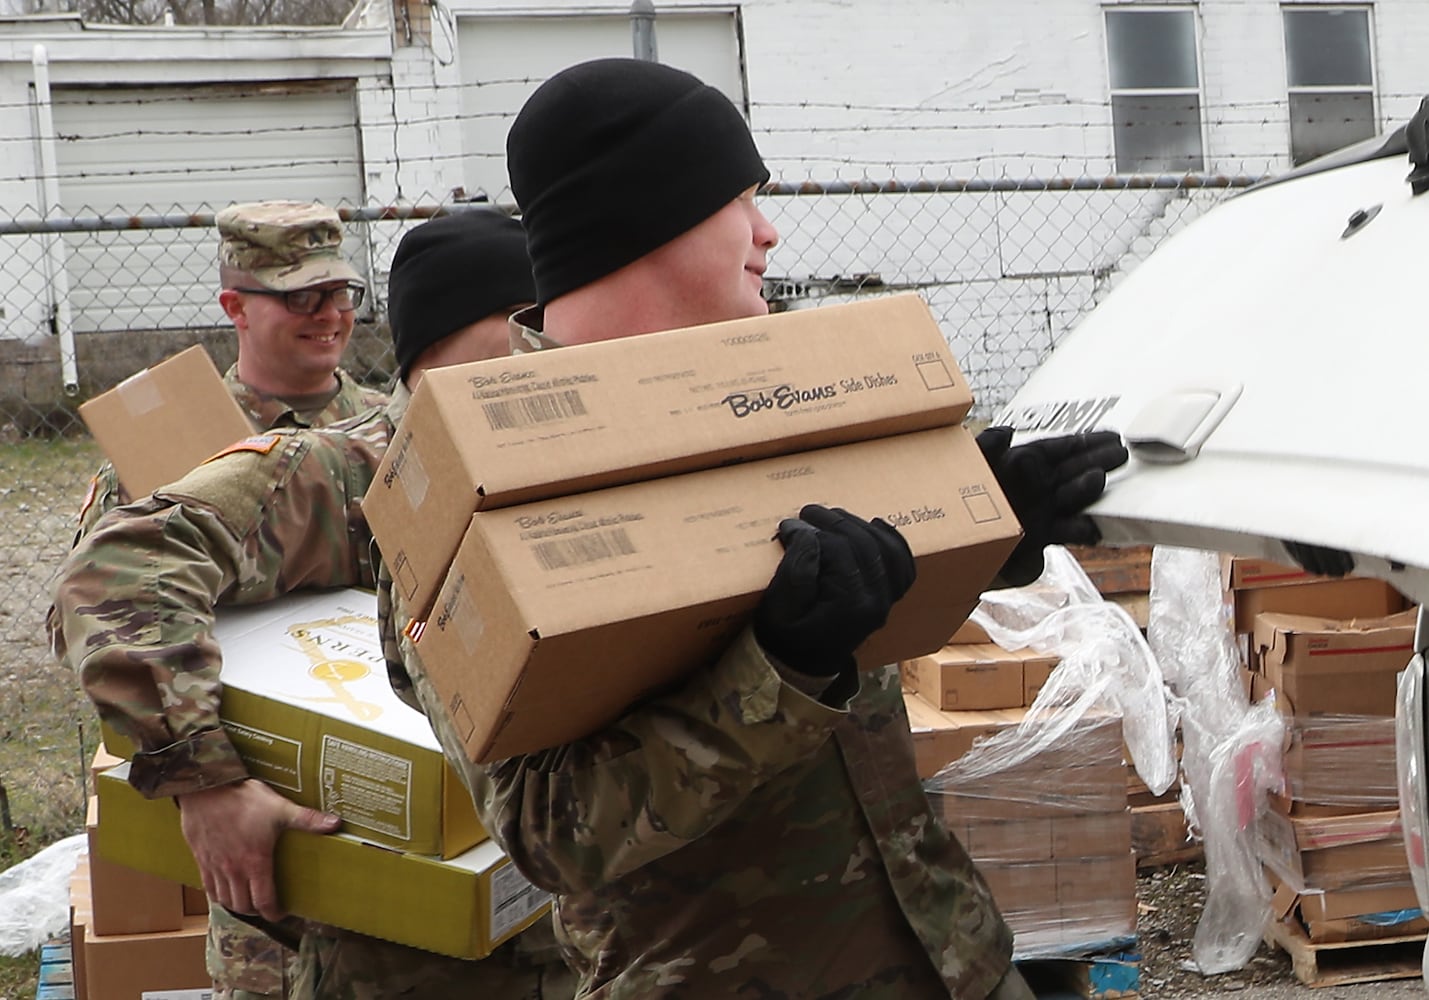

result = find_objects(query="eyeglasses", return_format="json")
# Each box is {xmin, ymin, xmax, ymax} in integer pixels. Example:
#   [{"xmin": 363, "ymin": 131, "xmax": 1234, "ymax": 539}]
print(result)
[{"xmin": 236, "ymin": 282, "xmax": 366, "ymax": 316}]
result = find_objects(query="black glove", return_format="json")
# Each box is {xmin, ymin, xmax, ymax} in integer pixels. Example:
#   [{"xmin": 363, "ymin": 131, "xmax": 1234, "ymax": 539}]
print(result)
[
  {"xmin": 753, "ymin": 504, "xmax": 916, "ymax": 676},
  {"xmin": 1282, "ymin": 540, "xmax": 1355, "ymax": 578},
  {"xmin": 977, "ymin": 426, "xmax": 1130, "ymax": 587}
]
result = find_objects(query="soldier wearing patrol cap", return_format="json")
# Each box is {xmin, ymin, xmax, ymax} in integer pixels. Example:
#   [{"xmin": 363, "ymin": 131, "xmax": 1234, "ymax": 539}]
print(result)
[
  {"xmin": 68, "ymin": 198, "xmax": 387, "ymax": 1000},
  {"xmin": 74, "ymin": 201, "xmax": 384, "ymax": 541},
  {"xmin": 215, "ymin": 200, "xmax": 380, "ymax": 411},
  {"xmin": 52, "ymin": 209, "xmax": 573, "ymax": 1000}
]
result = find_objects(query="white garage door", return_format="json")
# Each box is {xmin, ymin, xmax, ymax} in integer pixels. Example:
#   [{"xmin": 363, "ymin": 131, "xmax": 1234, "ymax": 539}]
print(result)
[
  {"xmin": 456, "ymin": 10, "xmax": 745, "ymax": 202},
  {"xmin": 50, "ymin": 81, "xmax": 366, "ymax": 333}
]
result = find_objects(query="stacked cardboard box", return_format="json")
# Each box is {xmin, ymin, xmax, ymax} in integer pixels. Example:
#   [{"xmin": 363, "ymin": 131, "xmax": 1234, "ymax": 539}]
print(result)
[
  {"xmin": 901, "ymin": 643, "xmax": 1059, "ymax": 712},
  {"xmin": 71, "ymin": 791, "xmax": 211, "ymax": 1000},
  {"xmin": 365, "ymin": 295, "xmax": 1022, "ymax": 763},
  {"xmin": 906, "ymin": 696, "xmax": 1136, "ymax": 955},
  {"xmin": 94, "ymin": 591, "xmax": 552, "ymax": 960},
  {"xmin": 1227, "ymin": 557, "xmax": 1423, "ymax": 946}
]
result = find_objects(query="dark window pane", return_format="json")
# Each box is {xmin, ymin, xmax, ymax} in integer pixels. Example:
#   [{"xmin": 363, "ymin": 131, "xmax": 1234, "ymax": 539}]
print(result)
[
  {"xmin": 1289, "ymin": 91, "xmax": 1376, "ymax": 164},
  {"xmin": 1112, "ymin": 94, "xmax": 1205, "ymax": 173},
  {"xmin": 1285, "ymin": 8, "xmax": 1372, "ymax": 87},
  {"xmin": 1107, "ymin": 10, "xmax": 1199, "ymax": 89}
]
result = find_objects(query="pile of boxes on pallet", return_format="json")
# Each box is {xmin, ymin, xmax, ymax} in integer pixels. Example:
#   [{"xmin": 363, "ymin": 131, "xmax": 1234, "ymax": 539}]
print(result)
[
  {"xmin": 901, "ymin": 615, "xmax": 1139, "ymax": 956},
  {"xmin": 1225, "ymin": 556, "xmax": 1428, "ymax": 948}
]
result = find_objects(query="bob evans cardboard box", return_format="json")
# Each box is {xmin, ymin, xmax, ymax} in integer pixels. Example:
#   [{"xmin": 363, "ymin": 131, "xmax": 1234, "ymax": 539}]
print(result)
[
  {"xmin": 416, "ymin": 425, "xmax": 1020, "ymax": 763},
  {"xmin": 78, "ymin": 344, "xmax": 254, "ymax": 497},
  {"xmin": 95, "ymin": 762, "xmax": 550, "ymax": 960},
  {"xmin": 104, "ymin": 590, "xmax": 483, "ymax": 858},
  {"xmin": 366, "ymin": 293, "xmax": 973, "ymax": 617}
]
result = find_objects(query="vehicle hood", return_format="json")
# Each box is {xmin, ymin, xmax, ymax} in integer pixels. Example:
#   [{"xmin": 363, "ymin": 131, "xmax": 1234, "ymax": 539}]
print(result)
[{"xmin": 995, "ymin": 147, "xmax": 1429, "ymax": 603}]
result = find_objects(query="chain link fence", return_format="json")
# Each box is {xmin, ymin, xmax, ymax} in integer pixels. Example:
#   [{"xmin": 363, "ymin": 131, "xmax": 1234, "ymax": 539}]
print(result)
[{"xmin": 0, "ymin": 173, "xmax": 1253, "ymax": 851}]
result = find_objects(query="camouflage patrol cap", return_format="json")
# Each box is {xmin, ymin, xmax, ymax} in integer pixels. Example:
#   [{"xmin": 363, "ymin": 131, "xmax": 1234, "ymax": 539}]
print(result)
[{"xmin": 216, "ymin": 201, "xmax": 360, "ymax": 291}]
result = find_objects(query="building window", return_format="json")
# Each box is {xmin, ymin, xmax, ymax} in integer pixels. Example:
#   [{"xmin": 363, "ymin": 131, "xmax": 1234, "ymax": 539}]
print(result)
[
  {"xmin": 1105, "ymin": 8, "xmax": 1204, "ymax": 173},
  {"xmin": 1283, "ymin": 6, "xmax": 1376, "ymax": 165}
]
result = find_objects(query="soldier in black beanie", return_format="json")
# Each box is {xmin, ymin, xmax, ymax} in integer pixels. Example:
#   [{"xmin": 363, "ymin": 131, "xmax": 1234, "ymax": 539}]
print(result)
[
  {"xmin": 387, "ymin": 209, "xmax": 535, "ymax": 385},
  {"xmin": 401, "ymin": 56, "xmax": 1049, "ymax": 1000},
  {"xmin": 505, "ymin": 57, "xmax": 776, "ymax": 348}
]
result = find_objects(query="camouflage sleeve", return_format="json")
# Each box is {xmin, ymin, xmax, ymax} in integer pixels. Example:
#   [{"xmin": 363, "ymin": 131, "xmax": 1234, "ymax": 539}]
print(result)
[
  {"xmin": 73, "ymin": 461, "xmax": 127, "ymax": 545},
  {"xmin": 49, "ymin": 430, "xmax": 381, "ymax": 799},
  {"xmin": 460, "ymin": 628, "xmax": 858, "ymax": 895}
]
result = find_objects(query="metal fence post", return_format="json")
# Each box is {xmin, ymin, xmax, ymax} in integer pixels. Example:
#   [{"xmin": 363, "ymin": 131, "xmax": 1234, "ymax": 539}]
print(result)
[{"xmin": 631, "ymin": 0, "xmax": 658, "ymax": 62}]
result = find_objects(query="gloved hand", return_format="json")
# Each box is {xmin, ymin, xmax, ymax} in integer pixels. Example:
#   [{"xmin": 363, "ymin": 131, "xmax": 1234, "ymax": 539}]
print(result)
[
  {"xmin": 1282, "ymin": 540, "xmax": 1355, "ymax": 578},
  {"xmin": 977, "ymin": 427, "xmax": 1130, "ymax": 587},
  {"xmin": 754, "ymin": 504, "xmax": 916, "ymax": 676}
]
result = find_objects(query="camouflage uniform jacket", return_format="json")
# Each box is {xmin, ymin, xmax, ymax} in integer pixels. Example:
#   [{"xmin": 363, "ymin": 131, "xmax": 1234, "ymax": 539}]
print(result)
[
  {"xmin": 380, "ymin": 310, "xmax": 1018, "ymax": 1000},
  {"xmin": 52, "ymin": 412, "xmax": 389, "ymax": 797},
  {"xmin": 75, "ymin": 365, "xmax": 386, "ymax": 540},
  {"xmin": 51, "ymin": 392, "xmax": 575, "ymax": 1000}
]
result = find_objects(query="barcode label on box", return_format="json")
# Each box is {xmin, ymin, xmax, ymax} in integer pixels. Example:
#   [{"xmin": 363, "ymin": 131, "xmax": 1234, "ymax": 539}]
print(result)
[
  {"xmin": 142, "ymin": 991, "xmax": 212, "ymax": 1000},
  {"xmin": 532, "ymin": 528, "xmax": 637, "ymax": 570},
  {"xmin": 483, "ymin": 390, "xmax": 588, "ymax": 430},
  {"xmin": 490, "ymin": 861, "xmax": 552, "ymax": 941}
]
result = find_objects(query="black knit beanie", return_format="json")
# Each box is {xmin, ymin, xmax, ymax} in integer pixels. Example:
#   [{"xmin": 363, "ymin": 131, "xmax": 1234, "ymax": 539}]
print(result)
[
  {"xmin": 388, "ymin": 210, "xmax": 535, "ymax": 379},
  {"xmin": 507, "ymin": 58, "xmax": 771, "ymax": 305}
]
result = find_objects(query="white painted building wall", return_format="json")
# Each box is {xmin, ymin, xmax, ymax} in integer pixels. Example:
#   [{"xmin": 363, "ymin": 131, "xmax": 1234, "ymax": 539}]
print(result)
[{"xmin": 0, "ymin": 0, "xmax": 1425, "ymax": 407}]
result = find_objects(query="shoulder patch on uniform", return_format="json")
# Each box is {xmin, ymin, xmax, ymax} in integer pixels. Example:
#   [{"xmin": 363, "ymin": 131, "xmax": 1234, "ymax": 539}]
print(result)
[
  {"xmin": 204, "ymin": 434, "xmax": 282, "ymax": 463},
  {"xmin": 77, "ymin": 474, "xmax": 99, "ymax": 523}
]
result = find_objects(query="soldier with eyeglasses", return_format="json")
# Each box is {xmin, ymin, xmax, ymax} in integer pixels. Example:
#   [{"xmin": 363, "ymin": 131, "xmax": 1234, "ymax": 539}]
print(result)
[{"xmin": 67, "ymin": 200, "xmax": 386, "ymax": 1000}]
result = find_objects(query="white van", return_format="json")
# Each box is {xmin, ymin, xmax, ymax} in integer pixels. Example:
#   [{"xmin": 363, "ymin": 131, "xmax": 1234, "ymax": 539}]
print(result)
[{"xmin": 993, "ymin": 102, "xmax": 1429, "ymax": 983}]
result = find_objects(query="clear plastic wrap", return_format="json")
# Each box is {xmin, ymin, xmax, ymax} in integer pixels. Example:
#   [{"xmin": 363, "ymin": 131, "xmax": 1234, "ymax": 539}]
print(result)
[
  {"xmin": 1146, "ymin": 546, "xmax": 1287, "ymax": 975},
  {"xmin": 924, "ymin": 546, "xmax": 1176, "ymax": 958},
  {"xmin": 0, "ymin": 833, "xmax": 85, "ymax": 957},
  {"xmin": 962, "ymin": 545, "xmax": 1178, "ymax": 795}
]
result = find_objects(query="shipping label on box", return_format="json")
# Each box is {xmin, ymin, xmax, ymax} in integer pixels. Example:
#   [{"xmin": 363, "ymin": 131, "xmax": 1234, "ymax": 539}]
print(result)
[
  {"xmin": 103, "ymin": 590, "xmax": 484, "ymax": 858},
  {"xmin": 78, "ymin": 344, "xmax": 255, "ymax": 498},
  {"xmin": 95, "ymin": 763, "xmax": 550, "ymax": 960},
  {"xmin": 416, "ymin": 425, "xmax": 1020, "ymax": 763},
  {"xmin": 365, "ymin": 294, "xmax": 974, "ymax": 616},
  {"xmin": 1253, "ymin": 609, "xmax": 1416, "ymax": 717}
]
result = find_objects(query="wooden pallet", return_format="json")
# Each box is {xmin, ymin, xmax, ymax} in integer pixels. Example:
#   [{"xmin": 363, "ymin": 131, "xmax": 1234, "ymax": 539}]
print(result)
[
  {"xmin": 36, "ymin": 941, "xmax": 75, "ymax": 1000},
  {"xmin": 1266, "ymin": 915, "xmax": 1425, "ymax": 987},
  {"xmin": 1131, "ymin": 801, "xmax": 1201, "ymax": 868}
]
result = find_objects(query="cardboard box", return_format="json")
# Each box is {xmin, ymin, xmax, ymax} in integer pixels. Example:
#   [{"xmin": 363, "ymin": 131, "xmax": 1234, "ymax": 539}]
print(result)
[
  {"xmin": 1022, "ymin": 657, "xmax": 1058, "ymax": 706},
  {"xmin": 83, "ymin": 915, "xmax": 211, "ymax": 1000},
  {"xmin": 1253, "ymin": 610, "xmax": 1416, "ymax": 717},
  {"xmin": 78, "ymin": 344, "xmax": 254, "ymax": 497},
  {"xmin": 1258, "ymin": 808, "xmax": 1410, "ymax": 892},
  {"xmin": 1222, "ymin": 554, "xmax": 1320, "ymax": 591},
  {"xmin": 417, "ymin": 425, "xmax": 1020, "ymax": 763},
  {"xmin": 85, "ymin": 796, "xmax": 186, "ymax": 936},
  {"xmin": 95, "ymin": 762, "xmax": 550, "ymax": 961},
  {"xmin": 1231, "ymin": 576, "xmax": 1405, "ymax": 635},
  {"xmin": 948, "ymin": 618, "xmax": 991, "ymax": 645},
  {"xmin": 1051, "ymin": 810, "xmax": 1135, "ymax": 859},
  {"xmin": 1278, "ymin": 715, "xmax": 1398, "ymax": 812},
  {"xmin": 953, "ymin": 817, "xmax": 1055, "ymax": 864},
  {"xmin": 903, "ymin": 697, "xmax": 1022, "ymax": 779},
  {"xmin": 366, "ymin": 294, "xmax": 974, "ymax": 616},
  {"xmin": 104, "ymin": 589, "xmax": 484, "ymax": 859},
  {"xmin": 70, "ymin": 854, "xmax": 91, "ymax": 1000},
  {"xmin": 902, "ymin": 644, "xmax": 1026, "ymax": 711},
  {"xmin": 946, "ymin": 762, "xmax": 1128, "ymax": 823}
]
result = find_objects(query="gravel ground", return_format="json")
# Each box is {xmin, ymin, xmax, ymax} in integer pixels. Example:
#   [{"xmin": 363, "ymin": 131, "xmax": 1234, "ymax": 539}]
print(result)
[{"xmin": 1133, "ymin": 861, "xmax": 1426, "ymax": 998}]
